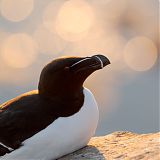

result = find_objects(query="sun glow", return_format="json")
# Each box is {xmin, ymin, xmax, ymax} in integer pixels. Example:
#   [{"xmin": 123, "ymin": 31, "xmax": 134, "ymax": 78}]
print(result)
[
  {"xmin": 56, "ymin": 0, "xmax": 94, "ymax": 34},
  {"xmin": 42, "ymin": 0, "xmax": 93, "ymax": 42},
  {"xmin": 55, "ymin": 0, "xmax": 94, "ymax": 41},
  {"xmin": 1, "ymin": 33, "xmax": 38, "ymax": 68}
]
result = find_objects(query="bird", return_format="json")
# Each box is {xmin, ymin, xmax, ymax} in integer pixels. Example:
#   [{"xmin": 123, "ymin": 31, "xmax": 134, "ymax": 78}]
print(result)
[{"xmin": 0, "ymin": 54, "xmax": 110, "ymax": 160}]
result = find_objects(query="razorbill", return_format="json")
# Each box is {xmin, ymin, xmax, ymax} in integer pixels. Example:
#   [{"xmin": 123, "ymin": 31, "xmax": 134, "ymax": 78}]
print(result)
[{"xmin": 0, "ymin": 54, "xmax": 110, "ymax": 160}]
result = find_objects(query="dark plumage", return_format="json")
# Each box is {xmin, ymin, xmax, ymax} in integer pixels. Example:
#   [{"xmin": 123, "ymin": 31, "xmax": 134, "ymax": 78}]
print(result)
[{"xmin": 0, "ymin": 55, "xmax": 110, "ymax": 156}]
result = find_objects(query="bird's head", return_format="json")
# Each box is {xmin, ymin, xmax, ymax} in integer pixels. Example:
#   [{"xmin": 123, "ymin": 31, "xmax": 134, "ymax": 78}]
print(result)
[{"xmin": 38, "ymin": 54, "xmax": 110, "ymax": 98}]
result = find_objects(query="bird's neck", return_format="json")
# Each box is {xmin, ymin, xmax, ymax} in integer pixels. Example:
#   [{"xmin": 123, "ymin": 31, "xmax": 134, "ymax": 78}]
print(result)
[
  {"xmin": 39, "ymin": 81, "xmax": 84, "ymax": 99},
  {"xmin": 39, "ymin": 87, "xmax": 85, "ymax": 117}
]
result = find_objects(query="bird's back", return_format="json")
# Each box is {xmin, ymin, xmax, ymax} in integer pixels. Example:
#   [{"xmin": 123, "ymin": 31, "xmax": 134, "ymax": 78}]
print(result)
[
  {"xmin": 0, "ymin": 90, "xmax": 58, "ymax": 151},
  {"xmin": 1, "ymin": 88, "xmax": 99, "ymax": 160}
]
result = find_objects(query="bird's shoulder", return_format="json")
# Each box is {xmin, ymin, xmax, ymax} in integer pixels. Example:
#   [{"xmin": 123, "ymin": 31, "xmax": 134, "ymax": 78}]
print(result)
[
  {"xmin": 0, "ymin": 90, "xmax": 58, "ymax": 149},
  {"xmin": 0, "ymin": 90, "xmax": 40, "ymax": 111}
]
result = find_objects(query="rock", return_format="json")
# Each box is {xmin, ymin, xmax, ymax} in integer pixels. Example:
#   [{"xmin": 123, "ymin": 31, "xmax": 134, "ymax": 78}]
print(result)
[{"xmin": 58, "ymin": 131, "xmax": 160, "ymax": 160}]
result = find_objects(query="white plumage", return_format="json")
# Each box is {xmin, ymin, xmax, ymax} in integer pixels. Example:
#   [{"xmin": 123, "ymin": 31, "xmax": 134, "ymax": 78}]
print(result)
[{"xmin": 1, "ymin": 88, "xmax": 99, "ymax": 160}]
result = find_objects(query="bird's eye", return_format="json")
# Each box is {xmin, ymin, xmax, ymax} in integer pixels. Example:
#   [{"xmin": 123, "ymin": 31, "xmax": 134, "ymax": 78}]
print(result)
[{"xmin": 64, "ymin": 66, "xmax": 70, "ymax": 71}]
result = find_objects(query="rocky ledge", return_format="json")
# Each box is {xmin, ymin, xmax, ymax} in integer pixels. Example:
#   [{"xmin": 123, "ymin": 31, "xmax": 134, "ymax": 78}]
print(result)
[{"xmin": 59, "ymin": 131, "xmax": 160, "ymax": 160}]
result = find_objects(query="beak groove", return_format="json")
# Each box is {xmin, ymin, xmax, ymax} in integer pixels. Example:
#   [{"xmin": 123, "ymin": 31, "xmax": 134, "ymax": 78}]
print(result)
[
  {"xmin": 69, "ymin": 54, "xmax": 110, "ymax": 73},
  {"xmin": 93, "ymin": 55, "xmax": 104, "ymax": 69},
  {"xmin": 92, "ymin": 54, "xmax": 111, "ymax": 68}
]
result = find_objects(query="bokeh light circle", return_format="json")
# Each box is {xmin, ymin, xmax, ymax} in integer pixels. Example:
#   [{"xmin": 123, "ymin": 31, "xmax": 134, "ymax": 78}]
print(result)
[
  {"xmin": 1, "ymin": 33, "xmax": 38, "ymax": 68},
  {"xmin": 0, "ymin": 0, "xmax": 34, "ymax": 22},
  {"xmin": 124, "ymin": 37, "xmax": 158, "ymax": 71},
  {"xmin": 43, "ymin": 0, "xmax": 94, "ymax": 41},
  {"xmin": 56, "ymin": 0, "xmax": 94, "ymax": 34},
  {"xmin": 55, "ymin": 0, "xmax": 94, "ymax": 41}
]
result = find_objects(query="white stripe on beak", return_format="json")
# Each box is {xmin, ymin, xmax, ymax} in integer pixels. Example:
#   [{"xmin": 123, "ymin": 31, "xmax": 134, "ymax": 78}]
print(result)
[
  {"xmin": 70, "ymin": 57, "xmax": 91, "ymax": 68},
  {"xmin": 94, "ymin": 56, "xmax": 103, "ymax": 68}
]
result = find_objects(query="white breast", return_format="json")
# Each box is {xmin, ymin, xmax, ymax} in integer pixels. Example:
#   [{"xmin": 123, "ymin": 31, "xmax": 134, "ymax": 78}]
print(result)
[{"xmin": 2, "ymin": 88, "xmax": 99, "ymax": 160}]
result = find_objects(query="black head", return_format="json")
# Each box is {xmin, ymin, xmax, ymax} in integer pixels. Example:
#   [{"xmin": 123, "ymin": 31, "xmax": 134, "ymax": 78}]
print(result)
[{"xmin": 38, "ymin": 54, "xmax": 110, "ymax": 98}]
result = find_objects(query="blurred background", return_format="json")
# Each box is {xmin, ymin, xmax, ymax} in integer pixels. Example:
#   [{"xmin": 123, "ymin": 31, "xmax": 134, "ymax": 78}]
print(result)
[{"xmin": 0, "ymin": 0, "xmax": 159, "ymax": 135}]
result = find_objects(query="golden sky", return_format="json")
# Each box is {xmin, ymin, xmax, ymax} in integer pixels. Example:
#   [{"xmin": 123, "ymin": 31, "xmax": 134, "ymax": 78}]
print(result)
[{"xmin": 0, "ymin": 0, "xmax": 159, "ymax": 135}]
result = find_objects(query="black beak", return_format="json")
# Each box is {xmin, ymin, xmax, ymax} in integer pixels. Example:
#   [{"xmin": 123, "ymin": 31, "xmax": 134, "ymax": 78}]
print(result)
[
  {"xmin": 70, "ymin": 54, "xmax": 110, "ymax": 73},
  {"xmin": 91, "ymin": 54, "xmax": 111, "ymax": 68}
]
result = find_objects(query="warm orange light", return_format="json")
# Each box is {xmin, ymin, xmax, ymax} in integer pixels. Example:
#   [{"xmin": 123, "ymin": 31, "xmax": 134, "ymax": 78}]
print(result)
[
  {"xmin": 56, "ymin": 0, "xmax": 94, "ymax": 34},
  {"xmin": 0, "ymin": 0, "xmax": 34, "ymax": 22},
  {"xmin": 0, "ymin": 30, "xmax": 9, "ymax": 49},
  {"xmin": 124, "ymin": 37, "xmax": 158, "ymax": 71},
  {"xmin": 56, "ymin": 30, "xmax": 89, "ymax": 42},
  {"xmin": 63, "ymin": 30, "xmax": 126, "ymax": 63},
  {"xmin": 55, "ymin": 0, "xmax": 94, "ymax": 41},
  {"xmin": 1, "ymin": 33, "xmax": 38, "ymax": 68}
]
